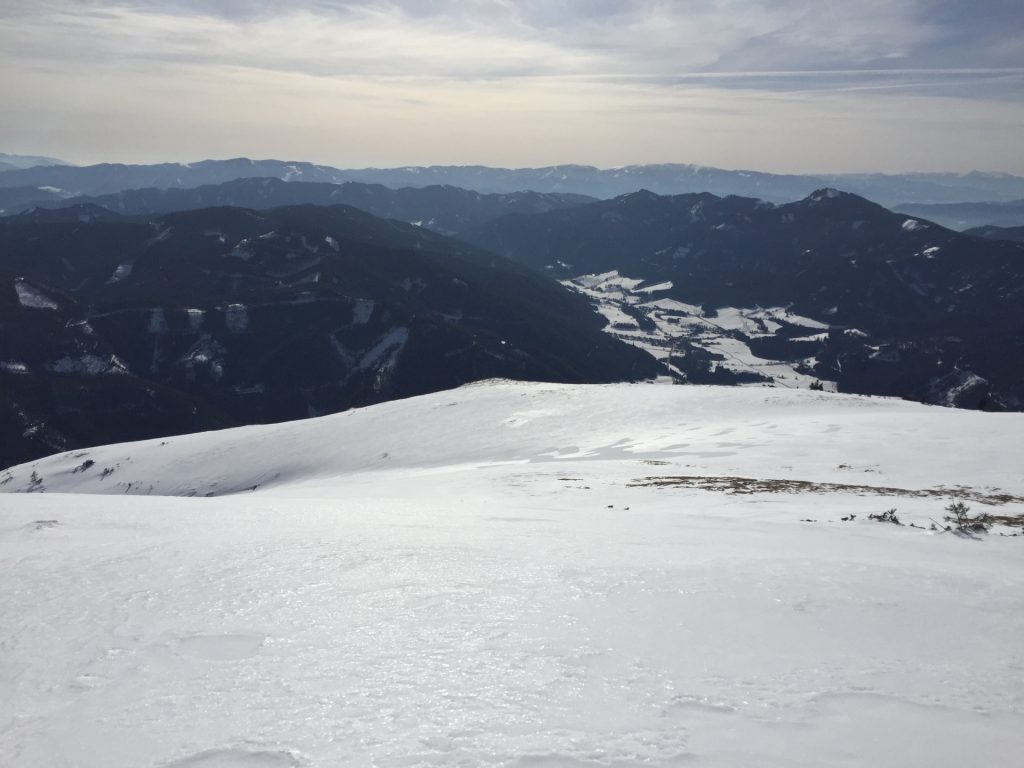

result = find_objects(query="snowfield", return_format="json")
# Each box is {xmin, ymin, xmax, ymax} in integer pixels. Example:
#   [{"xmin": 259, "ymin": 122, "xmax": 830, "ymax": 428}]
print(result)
[
  {"xmin": 2, "ymin": 381, "xmax": 1023, "ymax": 768},
  {"xmin": 563, "ymin": 272, "xmax": 836, "ymax": 390}
]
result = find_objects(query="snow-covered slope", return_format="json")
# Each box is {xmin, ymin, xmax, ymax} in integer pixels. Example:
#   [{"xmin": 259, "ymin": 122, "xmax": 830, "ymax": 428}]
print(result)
[
  {"xmin": 5, "ymin": 380, "xmax": 1022, "ymax": 500},
  {"xmin": 2, "ymin": 381, "xmax": 1023, "ymax": 767}
]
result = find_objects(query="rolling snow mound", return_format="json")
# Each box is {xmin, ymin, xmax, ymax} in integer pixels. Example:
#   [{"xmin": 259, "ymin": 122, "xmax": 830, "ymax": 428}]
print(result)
[{"xmin": 5, "ymin": 380, "xmax": 1023, "ymax": 499}]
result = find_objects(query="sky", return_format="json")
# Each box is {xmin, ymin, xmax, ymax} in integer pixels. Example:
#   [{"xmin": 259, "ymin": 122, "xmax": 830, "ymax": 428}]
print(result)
[{"xmin": 2, "ymin": 0, "xmax": 1023, "ymax": 173}]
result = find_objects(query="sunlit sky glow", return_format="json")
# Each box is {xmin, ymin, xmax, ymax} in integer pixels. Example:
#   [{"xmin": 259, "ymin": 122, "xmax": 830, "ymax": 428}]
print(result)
[{"xmin": 2, "ymin": 0, "xmax": 1022, "ymax": 173}]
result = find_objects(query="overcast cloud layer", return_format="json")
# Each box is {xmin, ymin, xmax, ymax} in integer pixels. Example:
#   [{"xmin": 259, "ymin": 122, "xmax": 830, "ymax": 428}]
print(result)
[{"xmin": 2, "ymin": 0, "xmax": 1022, "ymax": 172}]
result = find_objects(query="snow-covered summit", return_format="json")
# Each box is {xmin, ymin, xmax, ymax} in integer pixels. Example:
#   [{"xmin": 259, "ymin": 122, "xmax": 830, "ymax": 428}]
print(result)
[{"xmin": 5, "ymin": 380, "xmax": 1022, "ymax": 500}]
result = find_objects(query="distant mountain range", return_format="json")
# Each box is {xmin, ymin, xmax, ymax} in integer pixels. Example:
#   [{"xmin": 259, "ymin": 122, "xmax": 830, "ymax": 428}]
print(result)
[
  {"xmin": 894, "ymin": 200, "xmax": 1024, "ymax": 231},
  {"xmin": 3, "ymin": 157, "xmax": 1024, "ymax": 206},
  {"xmin": 0, "ymin": 152, "xmax": 73, "ymax": 173},
  {"xmin": 0, "ymin": 158, "xmax": 348, "ymax": 198},
  {"xmin": 462, "ymin": 188, "xmax": 1024, "ymax": 409},
  {"xmin": 4, "ymin": 153, "xmax": 1023, "ymax": 469},
  {"xmin": 965, "ymin": 225, "xmax": 1024, "ymax": 243},
  {"xmin": 0, "ymin": 203, "xmax": 656, "ymax": 468},
  {"xmin": 0, "ymin": 186, "xmax": 66, "ymax": 215},
  {"xmin": 2, "ymin": 177, "xmax": 595, "ymax": 236}
]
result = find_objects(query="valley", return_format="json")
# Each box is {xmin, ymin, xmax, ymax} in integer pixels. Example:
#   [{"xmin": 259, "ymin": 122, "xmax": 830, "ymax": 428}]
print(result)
[{"xmin": 564, "ymin": 270, "xmax": 836, "ymax": 389}]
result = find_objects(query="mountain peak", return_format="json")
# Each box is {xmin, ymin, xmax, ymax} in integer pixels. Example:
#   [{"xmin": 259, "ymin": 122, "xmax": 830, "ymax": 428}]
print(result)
[
  {"xmin": 804, "ymin": 187, "xmax": 846, "ymax": 203},
  {"xmin": 616, "ymin": 189, "xmax": 661, "ymax": 204},
  {"xmin": 796, "ymin": 188, "xmax": 888, "ymax": 216}
]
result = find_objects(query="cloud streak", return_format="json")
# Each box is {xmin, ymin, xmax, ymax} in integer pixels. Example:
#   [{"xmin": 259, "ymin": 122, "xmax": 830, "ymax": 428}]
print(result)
[{"xmin": 6, "ymin": 1, "xmax": 1021, "ymax": 81}]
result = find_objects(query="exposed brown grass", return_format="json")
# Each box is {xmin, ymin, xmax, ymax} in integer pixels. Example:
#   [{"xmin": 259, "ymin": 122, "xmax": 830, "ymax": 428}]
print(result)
[{"xmin": 629, "ymin": 474, "xmax": 1024, "ymax": 509}]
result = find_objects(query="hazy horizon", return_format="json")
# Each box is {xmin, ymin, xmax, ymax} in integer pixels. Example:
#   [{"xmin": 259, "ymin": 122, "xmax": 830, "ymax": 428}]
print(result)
[
  {"xmin": 7, "ymin": 152, "xmax": 1024, "ymax": 179},
  {"xmin": 3, "ymin": 1, "xmax": 1022, "ymax": 175}
]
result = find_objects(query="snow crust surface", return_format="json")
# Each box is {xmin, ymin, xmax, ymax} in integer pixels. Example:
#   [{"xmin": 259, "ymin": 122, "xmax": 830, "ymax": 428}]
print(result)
[{"xmin": 2, "ymin": 382, "xmax": 1023, "ymax": 768}]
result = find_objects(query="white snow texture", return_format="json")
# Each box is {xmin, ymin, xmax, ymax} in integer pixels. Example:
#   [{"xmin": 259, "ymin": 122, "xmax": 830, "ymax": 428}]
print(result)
[{"xmin": 2, "ymin": 381, "xmax": 1023, "ymax": 768}]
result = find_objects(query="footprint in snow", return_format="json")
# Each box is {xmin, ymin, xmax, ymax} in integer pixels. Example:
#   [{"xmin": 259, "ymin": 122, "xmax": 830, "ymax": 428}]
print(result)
[
  {"xmin": 70, "ymin": 673, "xmax": 109, "ymax": 690},
  {"xmin": 162, "ymin": 748, "xmax": 301, "ymax": 768},
  {"xmin": 177, "ymin": 633, "xmax": 266, "ymax": 661}
]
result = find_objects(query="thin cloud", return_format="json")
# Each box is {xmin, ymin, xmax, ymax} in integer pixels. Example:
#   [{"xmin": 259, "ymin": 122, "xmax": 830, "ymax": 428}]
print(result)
[
  {"xmin": 3, "ymin": 1, "xmax": 1021, "ymax": 84},
  {"xmin": 1, "ymin": 1, "xmax": 1022, "ymax": 171}
]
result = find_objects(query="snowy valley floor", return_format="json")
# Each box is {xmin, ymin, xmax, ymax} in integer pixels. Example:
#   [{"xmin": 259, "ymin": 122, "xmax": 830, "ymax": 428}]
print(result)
[{"xmin": 2, "ymin": 381, "xmax": 1023, "ymax": 767}]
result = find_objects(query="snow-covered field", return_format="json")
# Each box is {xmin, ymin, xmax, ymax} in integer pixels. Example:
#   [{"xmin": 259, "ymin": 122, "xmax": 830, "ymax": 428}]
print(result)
[
  {"xmin": 564, "ymin": 271, "xmax": 835, "ymax": 389},
  {"xmin": 2, "ymin": 381, "xmax": 1023, "ymax": 767}
]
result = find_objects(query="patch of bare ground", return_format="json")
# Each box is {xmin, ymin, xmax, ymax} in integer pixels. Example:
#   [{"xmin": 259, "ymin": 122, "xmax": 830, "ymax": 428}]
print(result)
[{"xmin": 629, "ymin": 474, "xmax": 1024, "ymax": 511}]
